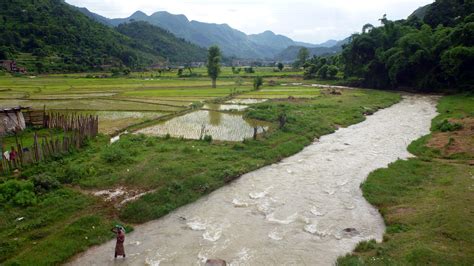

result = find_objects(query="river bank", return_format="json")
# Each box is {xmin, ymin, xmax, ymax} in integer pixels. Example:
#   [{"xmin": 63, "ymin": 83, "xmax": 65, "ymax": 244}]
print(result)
[
  {"xmin": 69, "ymin": 95, "xmax": 437, "ymax": 265},
  {"xmin": 0, "ymin": 89, "xmax": 399, "ymax": 265},
  {"xmin": 338, "ymin": 94, "xmax": 474, "ymax": 265}
]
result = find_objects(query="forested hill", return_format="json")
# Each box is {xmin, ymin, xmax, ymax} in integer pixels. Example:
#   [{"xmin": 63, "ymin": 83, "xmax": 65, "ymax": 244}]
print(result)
[
  {"xmin": 117, "ymin": 22, "xmax": 207, "ymax": 63},
  {"xmin": 342, "ymin": 0, "xmax": 473, "ymax": 92},
  {"xmin": 0, "ymin": 0, "xmax": 207, "ymax": 73},
  {"xmin": 0, "ymin": 0, "xmax": 161, "ymax": 72}
]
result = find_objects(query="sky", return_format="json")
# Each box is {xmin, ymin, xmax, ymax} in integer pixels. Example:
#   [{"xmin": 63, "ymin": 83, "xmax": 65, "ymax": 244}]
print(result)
[{"xmin": 66, "ymin": 0, "xmax": 434, "ymax": 44}]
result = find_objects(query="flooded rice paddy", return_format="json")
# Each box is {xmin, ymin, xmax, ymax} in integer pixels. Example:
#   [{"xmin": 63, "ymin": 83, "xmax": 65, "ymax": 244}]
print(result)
[
  {"xmin": 225, "ymin": 99, "xmax": 268, "ymax": 105},
  {"xmin": 202, "ymin": 104, "xmax": 249, "ymax": 111},
  {"xmin": 72, "ymin": 95, "xmax": 437, "ymax": 265},
  {"xmin": 137, "ymin": 110, "xmax": 268, "ymax": 141}
]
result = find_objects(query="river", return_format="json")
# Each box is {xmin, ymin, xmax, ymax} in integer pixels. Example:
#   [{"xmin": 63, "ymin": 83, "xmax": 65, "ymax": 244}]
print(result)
[{"xmin": 70, "ymin": 95, "xmax": 437, "ymax": 265}]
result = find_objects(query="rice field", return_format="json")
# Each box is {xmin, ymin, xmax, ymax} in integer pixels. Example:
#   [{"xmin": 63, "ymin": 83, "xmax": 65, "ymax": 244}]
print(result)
[
  {"xmin": 136, "ymin": 110, "xmax": 269, "ymax": 141},
  {"xmin": 0, "ymin": 67, "xmax": 335, "ymax": 135}
]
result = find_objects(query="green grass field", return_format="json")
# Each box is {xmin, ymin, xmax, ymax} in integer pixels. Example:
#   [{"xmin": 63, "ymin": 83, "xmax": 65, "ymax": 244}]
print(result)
[{"xmin": 337, "ymin": 94, "xmax": 474, "ymax": 265}]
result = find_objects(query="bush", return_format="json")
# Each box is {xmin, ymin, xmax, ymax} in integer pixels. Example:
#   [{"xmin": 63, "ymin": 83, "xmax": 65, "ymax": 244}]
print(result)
[
  {"xmin": 0, "ymin": 180, "xmax": 37, "ymax": 207},
  {"xmin": 244, "ymin": 67, "xmax": 255, "ymax": 74},
  {"xmin": 354, "ymin": 239, "xmax": 377, "ymax": 252},
  {"xmin": 434, "ymin": 119, "xmax": 463, "ymax": 132},
  {"xmin": 203, "ymin": 135, "xmax": 213, "ymax": 143},
  {"xmin": 13, "ymin": 190, "xmax": 37, "ymax": 207},
  {"xmin": 61, "ymin": 164, "xmax": 87, "ymax": 184},
  {"xmin": 253, "ymin": 76, "xmax": 263, "ymax": 90},
  {"xmin": 100, "ymin": 144, "xmax": 133, "ymax": 164},
  {"xmin": 32, "ymin": 174, "xmax": 61, "ymax": 194}
]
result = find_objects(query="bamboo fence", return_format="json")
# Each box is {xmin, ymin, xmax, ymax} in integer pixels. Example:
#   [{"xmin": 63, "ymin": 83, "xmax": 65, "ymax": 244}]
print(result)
[{"xmin": 1, "ymin": 112, "xmax": 99, "ymax": 174}]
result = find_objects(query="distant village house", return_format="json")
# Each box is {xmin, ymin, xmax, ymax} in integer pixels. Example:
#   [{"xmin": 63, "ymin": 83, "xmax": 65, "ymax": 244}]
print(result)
[{"xmin": 0, "ymin": 60, "xmax": 27, "ymax": 73}]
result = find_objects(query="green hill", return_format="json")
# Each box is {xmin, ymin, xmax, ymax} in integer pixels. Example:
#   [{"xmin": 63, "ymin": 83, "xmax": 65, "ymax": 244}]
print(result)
[
  {"xmin": 117, "ymin": 22, "xmax": 207, "ymax": 63},
  {"xmin": 0, "ymin": 0, "xmax": 162, "ymax": 72}
]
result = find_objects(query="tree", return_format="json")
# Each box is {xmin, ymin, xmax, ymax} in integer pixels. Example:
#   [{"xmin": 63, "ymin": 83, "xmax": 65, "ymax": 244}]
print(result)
[
  {"xmin": 0, "ymin": 46, "xmax": 9, "ymax": 60},
  {"xmin": 277, "ymin": 62, "xmax": 284, "ymax": 71},
  {"xmin": 327, "ymin": 65, "xmax": 339, "ymax": 79},
  {"xmin": 253, "ymin": 76, "xmax": 263, "ymax": 90},
  {"xmin": 294, "ymin": 47, "xmax": 310, "ymax": 68},
  {"xmin": 317, "ymin": 65, "xmax": 329, "ymax": 79},
  {"xmin": 207, "ymin": 45, "xmax": 221, "ymax": 88}
]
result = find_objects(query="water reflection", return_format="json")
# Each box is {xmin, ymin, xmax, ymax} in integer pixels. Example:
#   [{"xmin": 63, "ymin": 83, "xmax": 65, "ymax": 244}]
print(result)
[
  {"xmin": 203, "ymin": 104, "xmax": 248, "ymax": 111},
  {"xmin": 137, "ymin": 111, "xmax": 269, "ymax": 141}
]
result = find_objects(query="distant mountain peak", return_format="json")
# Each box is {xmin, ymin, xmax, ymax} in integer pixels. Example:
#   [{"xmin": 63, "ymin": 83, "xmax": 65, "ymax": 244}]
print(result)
[
  {"xmin": 261, "ymin": 30, "xmax": 275, "ymax": 35},
  {"xmin": 131, "ymin": 10, "xmax": 147, "ymax": 17}
]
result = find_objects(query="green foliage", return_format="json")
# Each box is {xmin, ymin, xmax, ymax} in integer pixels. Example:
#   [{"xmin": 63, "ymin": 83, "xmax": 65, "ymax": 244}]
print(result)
[
  {"xmin": 0, "ymin": 180, "xmax": 37, "ymax": 207},
  {"xmin": 253, "ymin": 76, "xmax": 264, "ymax": 90},
  {"xmin": 342, "ymin": 2, "xmax": 474, "ymax": 92},
  {"xmin": 244, "ymin": 67, "xmax": 255, "ymax": 74},
  {"xmin": 303, "ymin": 56, "xmax": 340, "ymax": 80},
  {"xmin": 0, "ymin": 0, "xmax": 160, "ymax": 72},
  {"xmin": 354, "ymin": 239, "xmax": 377, "ymax": 252},
  {"xmin": 207, "ymin": 46, "xmax": 221, "ymax": 88},
  {"xmin": 100, "ymin": 144, "xmax": 134, "ymax": 165},
  {"xmin": 203, "ymin": 135, "xmax": 213, "ymax": 143},
  {"xmin": 293, "ymin": 47, "xmax": 310, "ymax": 68},
  {"xmin": 277, "ymin": 62, "xmax": 284, "ymax": 71},
  {"xmin": 31, "ymin": 174, "xmax": 60, "ymax": 194},
  {"xmin": 434, "ymin": 119, "xmax": 463, "ymax": 132},
  {"xmin": 116, "ymin": 21, "xmax": 207, "ymax": 63}
]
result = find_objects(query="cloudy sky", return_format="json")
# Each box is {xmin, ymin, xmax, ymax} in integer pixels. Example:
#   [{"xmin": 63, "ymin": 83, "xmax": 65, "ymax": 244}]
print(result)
[{"xmin": 66, "ymin": 0, "xmax": 433, "ymax": 44}]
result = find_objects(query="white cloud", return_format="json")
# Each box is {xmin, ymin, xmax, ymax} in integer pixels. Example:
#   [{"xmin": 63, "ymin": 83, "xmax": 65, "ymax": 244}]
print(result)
[{"xmin": 66, "ymin": 0, "xmax": 434, "ymax": 43}]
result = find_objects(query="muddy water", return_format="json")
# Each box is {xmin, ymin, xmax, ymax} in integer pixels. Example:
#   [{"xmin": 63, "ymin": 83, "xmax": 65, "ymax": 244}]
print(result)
[
  {"xmin": 136, "ymin": 111, "xmax": 268, "ymax": 142},
  {"xmin": 71, "ymin": 95, "xmax": 437, "ymax": 266}
]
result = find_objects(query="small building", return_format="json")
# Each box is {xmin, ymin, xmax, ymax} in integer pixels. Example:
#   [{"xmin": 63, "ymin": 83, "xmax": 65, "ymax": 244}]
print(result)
[
  {"xmin": 0, "ymin": 107, "xmax": 29, "ymax": 136},
  {"xmin": 0, "ymin": 60, "xmax": 27, "ymax": 73}
]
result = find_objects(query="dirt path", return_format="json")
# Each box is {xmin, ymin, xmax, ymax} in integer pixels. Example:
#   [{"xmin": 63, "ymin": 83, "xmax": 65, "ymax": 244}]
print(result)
[{"xmin": 70, "ymin": 95, "xmax": 437, "ymax": 266}]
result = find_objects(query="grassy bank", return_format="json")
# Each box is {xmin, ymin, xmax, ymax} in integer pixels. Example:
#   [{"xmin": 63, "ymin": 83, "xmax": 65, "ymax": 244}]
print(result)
[
  {"xmin": 337, "ymin": 94, "xmax": 474, "ymax": 265},
  {"xmin": 0, "ymin": 89, "xmax": 399, "ymax": 265}
]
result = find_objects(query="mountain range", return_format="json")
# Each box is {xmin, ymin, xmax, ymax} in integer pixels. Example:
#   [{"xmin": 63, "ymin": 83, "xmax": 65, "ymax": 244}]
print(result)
[{"xmin": 77, "ymin": 9, "xmax": 347, "ymax": 60}]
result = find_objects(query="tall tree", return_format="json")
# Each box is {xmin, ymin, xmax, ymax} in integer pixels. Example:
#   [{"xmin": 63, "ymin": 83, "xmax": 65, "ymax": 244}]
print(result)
[
  {"xmin": 207, "ymin": 45, "xmax": 221, "ymax": 88},
  {"xmin": 277, "ymin": 62, "xmax": 284, "ymax": 71},
  {"xmin": 294, "ymin": 47, "xmax": 309, "ymax": 68}
]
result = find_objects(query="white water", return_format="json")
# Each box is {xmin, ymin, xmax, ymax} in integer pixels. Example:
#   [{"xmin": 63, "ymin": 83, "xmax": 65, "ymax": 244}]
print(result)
[{"xmin": 71, "ymin": 95, "xmax": 437, "ymax": 265}]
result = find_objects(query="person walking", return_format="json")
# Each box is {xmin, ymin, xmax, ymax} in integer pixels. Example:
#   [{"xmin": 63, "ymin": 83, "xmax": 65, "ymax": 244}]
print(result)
[{"xmin": 111, "ymin": 225, "xmax": 126, "ymax": 258}]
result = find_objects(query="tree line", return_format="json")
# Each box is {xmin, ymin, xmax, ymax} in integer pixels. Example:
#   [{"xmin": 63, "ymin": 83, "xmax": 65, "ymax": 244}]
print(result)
[{"xmin": 341, "ymin": 0, "xmax": 473, "ymax": 92}]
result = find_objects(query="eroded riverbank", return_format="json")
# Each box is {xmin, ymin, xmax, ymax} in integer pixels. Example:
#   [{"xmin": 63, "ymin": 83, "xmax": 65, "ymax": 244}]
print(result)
[{"xmin": 71, "ymin": 95, "xmax": 437, "ymax": 265}]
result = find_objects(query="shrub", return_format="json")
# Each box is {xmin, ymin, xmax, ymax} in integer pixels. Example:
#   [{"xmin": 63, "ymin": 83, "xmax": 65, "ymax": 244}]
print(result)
[
  {"xmin": 144, "ymin": 138, "xmax": 156, "ymax": 147},
  {"xmin": 203, "ymin": 135, "xmax": 213, "ymax": 143},
  {"xmin": 61, "ymin": 164, "xmax": 87, "ymax": 184},
  {"xmin": 0, "ymin": 180, "xmax": 37, "ymax": 207},
  {"xmin": 32, "ymin": 174, "xmax": 61, "ymax": 194},
  {"xmin": 253, "ymin": 76, "xmax": 263, "ymax": 90},
  {"xmin": 100, "ymin": 144, "xmax": 133, "ymax": 164},
  {"xmin": 434, "ymin": 119, "xmax": 463, "ymax": 132},
  {"xmin": 244, "ymin": 67, "xmax": 255, "ymax": 74},
  {"xmin": 354, "ymin": 239, "xmax": 377, "ymax": 252},
  {"xmin": 13, "ymin": 190, "xmax": 37, "ymax": 207}
]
